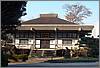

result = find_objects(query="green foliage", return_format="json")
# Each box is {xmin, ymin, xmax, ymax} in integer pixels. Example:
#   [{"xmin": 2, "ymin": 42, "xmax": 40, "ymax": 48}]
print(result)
[
  {"xmin": 64, "ymin": 50, "xmax": 70, "ymax": 58},
  {"xmin": 1, "ymin": 1, "xmax": 27, "ymax": 40},
  {"xmin": 31, "ymin": 53, "xmax": 48, "ymax": 58},
  {"xmin": 64, "ymin": 57, "xmax": 99, "ymax": 61},
  {"xmin": 47, "ymin": 57, "xmax": 98, "ymax": 63},
  {"xmin": 1, "ymin": 1, "xmax": 27, "ymax": 64},
  {"xmin": 8, "ymin": 54, "xmax": 28, "ymax": 62},
  {"xmin": 15, "ymin": 54, "xmax": 28, "ymax": 59},
  {"xmin": 31, "ymin": 53, "xmax": 42, "ymax": 57},
  {"xmin": 80, "ymin": 37, "xmax": 99, "ymax": 48},
  {"xmin": 80, "ymin": 37, "xmax": 99, "ymax": 58},
  {"xmin": 1, "ymin": 50, "xmax": 8, "ymax": 67}
]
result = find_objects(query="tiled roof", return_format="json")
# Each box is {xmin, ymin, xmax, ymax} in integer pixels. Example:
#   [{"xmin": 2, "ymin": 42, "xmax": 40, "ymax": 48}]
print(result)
[{"xmin": 22, "ymin": 14, "xmax": 77, "ymax": 24}]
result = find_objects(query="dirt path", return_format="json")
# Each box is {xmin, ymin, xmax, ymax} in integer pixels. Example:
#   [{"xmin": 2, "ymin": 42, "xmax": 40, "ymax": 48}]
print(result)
[{"xmin": 9, "ymin": 57, "xmax": 64, "ymax": 64}]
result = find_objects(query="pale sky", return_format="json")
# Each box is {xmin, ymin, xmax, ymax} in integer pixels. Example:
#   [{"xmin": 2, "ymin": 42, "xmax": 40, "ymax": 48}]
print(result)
[{"xmin": 21, "ymin": 1, "xmax": 99, "ymax": 38}]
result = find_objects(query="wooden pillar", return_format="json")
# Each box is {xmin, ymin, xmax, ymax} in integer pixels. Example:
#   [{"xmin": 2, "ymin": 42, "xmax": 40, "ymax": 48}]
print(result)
[
  {"xmin": 55, "ymin": 28, "xmax": 58, "ymax": 56},
  {"xmin": 78, "ymin": 27, "xmax": 82, "ymax": 47},
  {"xmin": 28, "ymin": 28, "xmax": 35, "ymax": 58},
  {"xmin": 33, "ymin": 31, "xmax": 36, "ymax": 50}
]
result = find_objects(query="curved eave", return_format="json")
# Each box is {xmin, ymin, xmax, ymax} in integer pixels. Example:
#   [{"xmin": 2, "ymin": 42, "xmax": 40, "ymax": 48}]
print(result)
[{"xmin": 17, "ymin": 24, "xmax": 94, "ymax": 31}]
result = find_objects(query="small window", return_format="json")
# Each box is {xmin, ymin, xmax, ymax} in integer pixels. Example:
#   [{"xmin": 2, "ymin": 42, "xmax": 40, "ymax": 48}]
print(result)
[
  {"xmin": 50, "ymin": 33, "xmax": 55, "ymax": 38},
  {"xmin": 58, "ymin": 32, "xmax": 62, "ymax": 38},
  {"xmin": 62, "ymin": 32, "xmax": 67, "ymax": 38},
  {"xmin": 73, "ymin": 33, "xmax": 76, "ymax": 38},
  {"xmin": 41, "ymin": 33, "xmax": 49, "ymax": 38},
  {"xmin": 19, "ymin": 33, "xmax": 24, "ymax": 38},
  {"xmin": 15, "ymin": 34, "xmax": 19, "ymax": 38},
  {"xmin": 29, "ymin": 33, "xmax": 33, "ymax": 38},
  {"xmin": 36, "ymin": 33, "xmax": 41, "ymax": 38},
  {"xmin": 69, "ymin": 33, "xmax": 72, "ymax": 38},
  {"xmin": 25, "ymin": 33, "xmax": 28, "ymax": 38}
]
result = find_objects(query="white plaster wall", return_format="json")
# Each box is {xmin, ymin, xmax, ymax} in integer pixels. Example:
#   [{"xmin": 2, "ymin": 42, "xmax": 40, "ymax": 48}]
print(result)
[
  {"xmin": 36, "ymin": 40, "xmax": 40, "ymax": 44},
  {"xmin": 50, "ymin": 40, "xmax": 63, "ymax": 48},
  {"xmin": 36, "ymin": 40, "xmax": 40, "ymax": 48},
  {"xmin": 58, "ymin": 40, "xmax": 62, "ymax": 44},
  {"xmin": 36, "ymin": 44, "xmax": 40, "ymax": 48},
  {"xmin": 62, "ymin": 39, "xmax": 79, "ymax": 49},
  {"xmin": 72, "ymin": 40, "xmax": 78, "ymax": 45},
  {"xmin": 15, "ymin": 39, "xmax": 32, "ymax": 49},
  {"xmin": 50, "ymin": 40, "xmax": 55, "ymax": 44},
  {"xmin": 72, "ymin": 39, "xmax": 79, "ymax": 49},
  {"xmin": 50, "ymin": 44, "xmax": 55, "ymax": 48},
  {"xmin": 34, "ymin": 39, "xmax": 79, "ymax": 49},
  {"xmin": 50, "ymin": 40, "xmax": 55, "ymax": 48},
  {"xmin": 15, "ymin": 44, "xmax": 31, "ymax": 49},
  {"xmin": 15, "ymin": 39, "xmax": 19, "ymax": 44},
  {"xmin": 28, "ymin": 39, "xmax": 33, "ymax": 44}
]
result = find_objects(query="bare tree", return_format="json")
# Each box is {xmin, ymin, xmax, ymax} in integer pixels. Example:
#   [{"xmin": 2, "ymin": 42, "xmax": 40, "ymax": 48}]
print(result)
[{"xmin": 63, "ymin": 4, "xmax": 92, "ymax": 24}]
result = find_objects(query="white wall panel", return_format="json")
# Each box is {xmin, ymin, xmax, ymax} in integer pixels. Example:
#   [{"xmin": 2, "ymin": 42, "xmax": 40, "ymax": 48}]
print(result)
[
  {"xmin": 36, "ymin": 40, "xmax": 40, "ymax": 44},
  {"xmin": 28, "ymin": 39, "xmax": 33, "ymax": 44},
  {"xmin": 72, "ymin": 40, "xmax": 78, "ymax": 44},
  {"xmin": 15, "ymin": 39, "xmax": 19, "ymax": 44},
  {"xmin": 15, "ymin": 44, "xmax": 31, "ymax": 49},
  {"xmin": 50, "ymin": 44, "xmax": 55, "ymax": 48},
  {"xmin": 58, "ymin": 40, "xmax": 62, "ymax": 44},
  {"xmin": 50, "ymin": 40, "xmax": 55, "ymax": 44},
  {"xmin": 36, "ymin": 44, "xmax": 40, "ymax": 48}
]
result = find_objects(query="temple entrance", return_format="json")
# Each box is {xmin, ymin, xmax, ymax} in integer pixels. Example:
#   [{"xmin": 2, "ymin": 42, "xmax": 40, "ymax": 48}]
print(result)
[{"xmin": 40, "ymin": 39, "xmax": 50, "ymax": 48}]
